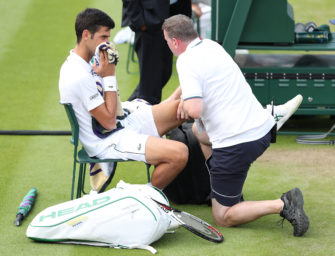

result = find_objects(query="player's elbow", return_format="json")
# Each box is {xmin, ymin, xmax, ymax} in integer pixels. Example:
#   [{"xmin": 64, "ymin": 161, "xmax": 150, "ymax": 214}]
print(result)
[{"xmin": 100, "ymin": 119, "xmax": 117, "ymax": 131}]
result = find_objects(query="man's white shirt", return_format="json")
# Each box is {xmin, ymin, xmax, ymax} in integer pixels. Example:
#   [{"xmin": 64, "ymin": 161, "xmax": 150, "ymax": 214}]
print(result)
[
  {"xmin": 177, "ymin": 38, "xmax": 275, "ymax": 148},
  {"xmin": 59, "ymin": 51, "xmax": 112, "ymax": 156}
]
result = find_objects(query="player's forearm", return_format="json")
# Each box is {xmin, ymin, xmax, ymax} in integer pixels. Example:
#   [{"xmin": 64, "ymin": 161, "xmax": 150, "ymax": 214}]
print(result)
[
  {"xmin": 104, "ymin": 91, "xmax": 118, "ymax": 116},
  {"xmin": 103, "ymin": 91, "xmax": 118, "ymax": 129}
]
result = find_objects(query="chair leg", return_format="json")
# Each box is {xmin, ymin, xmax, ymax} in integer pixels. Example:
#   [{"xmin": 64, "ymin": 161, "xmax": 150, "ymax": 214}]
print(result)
[
  {"xmin": 71, "ymin": 161, "xmax": 77, "ymax": 200},
  {"xmin": 77, "ymin": 163, "xmax": 85, "ymax": 198},
  {"xmin": 126, "ymin": 43, "xmax": 133, "ymax": 74},
  {"xmin": 131, "ymin": 42, "xmax": 136, "ymax": 62},
  {"xmin": 126, "ymin": 42, "xmax": 138, "ymax": 75},
  {"xmin": 146, "ymin": 163, "xmax": 151, "ymax": 183},
  {"xmin": 76, "ymin": 162, "xmax": 151, "ymax": 198},
  {"xmin": 81, "ymin": 163, "xmax": 87, "ymax": 196}
]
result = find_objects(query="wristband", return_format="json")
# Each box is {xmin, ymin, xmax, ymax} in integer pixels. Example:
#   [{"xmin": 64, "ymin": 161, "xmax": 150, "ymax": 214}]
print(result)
[{"xmin": 103, "ymin": 76, "xmax": 117, "ymax": 92}]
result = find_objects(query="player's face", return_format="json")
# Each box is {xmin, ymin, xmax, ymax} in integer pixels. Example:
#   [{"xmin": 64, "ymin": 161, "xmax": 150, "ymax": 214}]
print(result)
[
  {"xmin": 87, "ymin": 26, "xmax": 111, "ymax": 56},
  {"xmin": 92, "ymin": 26, "xmax": 111, "ymax": 45}
]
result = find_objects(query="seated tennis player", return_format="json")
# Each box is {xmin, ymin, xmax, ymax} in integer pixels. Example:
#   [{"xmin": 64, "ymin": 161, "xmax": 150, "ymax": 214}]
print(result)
[{"xmin": 59, "ymin": 8, "xmax": 189, "ymax": 189}]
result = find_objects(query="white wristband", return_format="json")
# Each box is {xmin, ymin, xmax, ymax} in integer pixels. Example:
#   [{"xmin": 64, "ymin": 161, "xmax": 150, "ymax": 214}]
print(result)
[{"xmin": 103, "ymin": 76, "xmax": 117, "ymax": 92}]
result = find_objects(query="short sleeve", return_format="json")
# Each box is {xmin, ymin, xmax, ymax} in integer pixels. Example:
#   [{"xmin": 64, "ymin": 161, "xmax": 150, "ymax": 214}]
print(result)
[
  {"xmin": 177, "ymin": 55, "xmax": 203, "ymax": 101},
  {"xmin": 79, "ymin": 75, "xmax": 104, "ymax": 111}
]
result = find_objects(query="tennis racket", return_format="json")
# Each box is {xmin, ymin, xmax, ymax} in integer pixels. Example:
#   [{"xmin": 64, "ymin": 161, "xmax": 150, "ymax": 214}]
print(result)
[{"xmin": 152, "ymin": 199, "xmax": 223, "ymax": 243}]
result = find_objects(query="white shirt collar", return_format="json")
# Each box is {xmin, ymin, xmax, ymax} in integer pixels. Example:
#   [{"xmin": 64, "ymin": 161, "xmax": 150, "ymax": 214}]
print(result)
[
  {"xmin": 186, "ymin": 37, "xmax": 202, "ymax": 51},
  {"xmin": 68, "ymin": 50, "xmax": 92, "ymax": 73}
]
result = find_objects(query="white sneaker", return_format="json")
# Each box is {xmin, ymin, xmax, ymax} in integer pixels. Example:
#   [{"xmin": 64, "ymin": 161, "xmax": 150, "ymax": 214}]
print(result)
[{"xmin": 267, "ymin": 94, "xmax": 303, "ymax": 131}]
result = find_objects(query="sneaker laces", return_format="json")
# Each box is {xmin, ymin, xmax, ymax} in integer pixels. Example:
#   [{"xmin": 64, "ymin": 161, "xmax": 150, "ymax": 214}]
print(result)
[{"xmin": 280, "ymin": 202, "xmax": 299, "ymax": 228}]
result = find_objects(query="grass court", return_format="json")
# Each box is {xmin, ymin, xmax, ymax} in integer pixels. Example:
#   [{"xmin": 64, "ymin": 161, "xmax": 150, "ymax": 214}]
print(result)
[{"xmin": 0, "ymin": 0, "xmax": 334, "ymax": 255}]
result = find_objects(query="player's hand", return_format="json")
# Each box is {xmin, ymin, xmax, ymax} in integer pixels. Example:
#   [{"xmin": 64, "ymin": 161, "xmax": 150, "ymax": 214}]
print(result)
[
  {"xmin": 93, "ymin": 50, "xmax": 115, "ymax": 77},
  {"xmin": 96, "ymin": 42, "xmax": 119, "ymax": 65}
]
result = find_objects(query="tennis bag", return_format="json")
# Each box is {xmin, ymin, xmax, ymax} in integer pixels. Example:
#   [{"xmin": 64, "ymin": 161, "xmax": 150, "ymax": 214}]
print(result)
[
  {"xmin": 164, "ymin": 122, "xmax": 211, "ymax": 205},
  {"xmin": 26, "ymin": 181, "xmax": 171, "ymax": 254}
]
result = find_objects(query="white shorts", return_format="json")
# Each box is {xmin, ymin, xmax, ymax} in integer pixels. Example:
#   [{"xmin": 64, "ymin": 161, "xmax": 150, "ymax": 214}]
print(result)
[{"xmin": 96, "ymin": 104, "xmax": 159, "ymax": 162}]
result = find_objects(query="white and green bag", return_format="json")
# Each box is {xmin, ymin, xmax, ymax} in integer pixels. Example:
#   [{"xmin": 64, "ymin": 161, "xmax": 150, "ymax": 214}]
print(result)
[{"xmin": 26, "ymin": 181, "xmax": 172, "ymax": 254}]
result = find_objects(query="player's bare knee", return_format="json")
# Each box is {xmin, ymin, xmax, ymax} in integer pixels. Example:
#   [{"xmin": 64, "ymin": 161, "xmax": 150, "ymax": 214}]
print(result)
[{"xmin": 173, "ymin": 143, "xmax": 189, "ymax": 167}]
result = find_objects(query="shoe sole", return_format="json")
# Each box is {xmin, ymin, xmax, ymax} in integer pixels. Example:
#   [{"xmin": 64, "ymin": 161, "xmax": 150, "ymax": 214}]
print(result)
[
  {"xmin": 291, "ymin": 188, "xmax": 310, "ymax": 237},
  {"xmin": 276, "ymin": 95, "xmax": 303, "ymax": 130}
]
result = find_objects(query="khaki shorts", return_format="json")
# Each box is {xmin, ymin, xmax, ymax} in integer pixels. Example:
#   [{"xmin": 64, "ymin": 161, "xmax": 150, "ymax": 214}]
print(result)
[{"xmin": 96, "ymin": 104, "xmax": 159, "ymax": 162}]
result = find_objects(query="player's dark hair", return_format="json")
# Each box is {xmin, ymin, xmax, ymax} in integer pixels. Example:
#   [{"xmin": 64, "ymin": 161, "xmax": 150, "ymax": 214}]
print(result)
[
  {"xmin": 75, "ymin": 8, "xmax": 115, "ymax": 43},
  {"xmin": 162, "ymin": 14, "xmax": 198, "ymax": 42}
]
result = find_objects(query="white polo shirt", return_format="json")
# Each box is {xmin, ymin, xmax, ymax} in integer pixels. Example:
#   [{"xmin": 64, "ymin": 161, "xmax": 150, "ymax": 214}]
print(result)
[
  {"xmin": 59, "ymin": 51, "xmax": 111, "ymax": 156},
  {"xmin": 177, "ymin": 38, "xmax": 275, "ymax": 148}
]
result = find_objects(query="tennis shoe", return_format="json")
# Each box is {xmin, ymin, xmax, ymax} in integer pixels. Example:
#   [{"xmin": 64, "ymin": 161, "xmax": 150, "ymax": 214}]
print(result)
[
  {"xmin": 268, "ymin": 94, "xmax": 303, "ymax": 130},
  {"xmin": 280, "ymin": 187, "xmax": 309, "ymax": 237}
]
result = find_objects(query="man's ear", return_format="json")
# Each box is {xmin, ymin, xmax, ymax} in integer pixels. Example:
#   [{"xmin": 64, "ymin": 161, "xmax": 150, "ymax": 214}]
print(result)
[
  {"xmin": 82, "ymin": 29, "xmax": 90, "ymax": 41},
  {"xmin": 172, "ymin": 37, "xmax": 179, "ymax": 48}
]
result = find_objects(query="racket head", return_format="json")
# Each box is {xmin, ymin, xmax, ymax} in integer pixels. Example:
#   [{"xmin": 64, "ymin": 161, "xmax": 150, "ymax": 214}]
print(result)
[{"xmin": 171, "ymin": 210, "xmax": 223, "ymax": 243}]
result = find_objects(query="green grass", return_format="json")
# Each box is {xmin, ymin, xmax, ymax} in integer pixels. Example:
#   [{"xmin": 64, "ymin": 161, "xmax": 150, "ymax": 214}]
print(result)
[{"xmin": 0, "ymin": 0, "xmax": 334, "ymax": 255}]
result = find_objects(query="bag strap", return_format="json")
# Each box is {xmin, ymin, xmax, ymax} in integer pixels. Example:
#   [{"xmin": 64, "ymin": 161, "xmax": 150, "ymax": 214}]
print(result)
[
  {"xmin": 60, "ymin": 241, "xmax": 157, "ymax": 254},
  {"xmin": 296, "ymin": 123, "xmax": 335, "ymax": 145}
]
